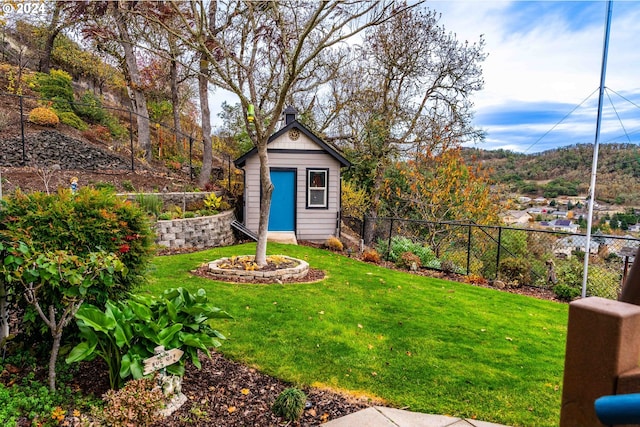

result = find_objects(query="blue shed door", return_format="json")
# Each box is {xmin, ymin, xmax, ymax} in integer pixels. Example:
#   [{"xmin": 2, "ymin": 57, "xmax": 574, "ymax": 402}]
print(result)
[{"xmin": 269, "ymin": 170, "xmax": 295, "ymax": 231}]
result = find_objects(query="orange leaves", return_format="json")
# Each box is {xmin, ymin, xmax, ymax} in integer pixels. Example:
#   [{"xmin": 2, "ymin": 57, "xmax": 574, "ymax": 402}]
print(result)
[{"xmin": 382, "ymin": 146, "xmax": 499, "ymax": 224}]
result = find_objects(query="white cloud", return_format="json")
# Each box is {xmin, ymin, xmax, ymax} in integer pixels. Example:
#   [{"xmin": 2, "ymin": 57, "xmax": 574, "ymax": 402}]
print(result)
[{"xmin": 434, "ymin": 1, "xmax": 640, "ymax": 152}]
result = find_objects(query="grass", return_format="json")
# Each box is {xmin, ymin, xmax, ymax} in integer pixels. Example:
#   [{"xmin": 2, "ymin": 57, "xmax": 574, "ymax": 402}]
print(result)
[{"xmin": 146, "ymin": 243, "xmax": 568, "ymax": 427}]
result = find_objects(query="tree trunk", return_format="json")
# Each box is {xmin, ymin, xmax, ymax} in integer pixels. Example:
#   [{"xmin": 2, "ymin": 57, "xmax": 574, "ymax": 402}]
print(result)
[
  {"xmin": 49, "ymin": 330, "xmax": 62, "ymax": 392},
  {"xmin": 363, "ymin": 165, "xmax": 385, "ymax": 245},
  {"xmin": 39, "ymin": 3, "xmax": 62, "ymax": 74},
  {"xmin": 256, "ymin": 142, "xmax": 273, "ymax": 266},
  {"xmin": 114, "ymin": 5, "xmax": 152, "ymax": 162},
  {"xmin": 168, "ymin": 34, "xmax": 182, "ymax": 141},
  {"xmin": 198, "ymin": 58, "xmax": 213, "ymax": 187}
]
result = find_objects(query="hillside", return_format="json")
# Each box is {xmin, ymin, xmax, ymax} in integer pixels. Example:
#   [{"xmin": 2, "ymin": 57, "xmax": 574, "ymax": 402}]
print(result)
[{"xmin": 464, "ymin": 144, "xmax": 640, "ymax": 206}]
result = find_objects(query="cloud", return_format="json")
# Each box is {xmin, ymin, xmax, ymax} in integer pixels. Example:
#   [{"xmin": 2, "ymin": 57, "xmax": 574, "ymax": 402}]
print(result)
[{"xmin": 435, "ymin": 1, "xmax": 640, "ymax": 153}]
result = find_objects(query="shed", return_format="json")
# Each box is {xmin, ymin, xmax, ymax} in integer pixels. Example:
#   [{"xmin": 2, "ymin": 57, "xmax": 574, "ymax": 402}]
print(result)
[{"xmin": 234, "ymin": 107, "xmax": 351, "ymax": 243}]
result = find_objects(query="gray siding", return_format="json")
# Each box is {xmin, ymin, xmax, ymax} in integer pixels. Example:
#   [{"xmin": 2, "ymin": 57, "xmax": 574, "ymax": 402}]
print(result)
[{"xmin": 243, "ymin": 144, "xmax": 342, "ymax": 242}]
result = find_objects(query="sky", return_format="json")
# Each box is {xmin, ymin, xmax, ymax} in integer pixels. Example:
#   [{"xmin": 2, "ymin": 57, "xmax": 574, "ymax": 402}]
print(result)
[
  {"xmin": 209, "ymin": 1, "xmax": 640, "ymax": 155},
  {"xmin": 432, "ymin": 0, "xmax": 640, "ymax": 154}
]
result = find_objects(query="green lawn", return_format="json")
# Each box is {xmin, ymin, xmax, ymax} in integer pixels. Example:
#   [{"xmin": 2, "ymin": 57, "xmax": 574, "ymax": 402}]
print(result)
[{"xmin": 146, "ymin": 243, "xmax": 568, "ymax": 427}]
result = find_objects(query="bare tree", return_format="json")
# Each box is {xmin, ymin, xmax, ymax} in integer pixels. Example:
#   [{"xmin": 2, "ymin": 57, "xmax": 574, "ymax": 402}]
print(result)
[
  {"xmin": 312, "ymin": 7, "xmax": 487, "ymax": 243},
  {"xmin": 143, "ymin": 1, "xmax": 414, "ymax": 265}
]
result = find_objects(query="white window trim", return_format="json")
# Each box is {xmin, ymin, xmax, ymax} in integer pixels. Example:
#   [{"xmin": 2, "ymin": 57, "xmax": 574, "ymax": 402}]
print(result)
[{"xmin": 307, "ymin": 169, "xmax": 328, "ymax": 208}]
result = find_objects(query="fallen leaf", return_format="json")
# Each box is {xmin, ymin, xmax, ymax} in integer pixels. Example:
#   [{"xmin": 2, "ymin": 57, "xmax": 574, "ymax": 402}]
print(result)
[
  {"xmin": 368, "ymin": 344, "xmax": 374, "ymax": 350},
  {"xmin": 241, "ymin": 388, "xmax": 250, "ymax": 395},
  {"xmin": 321, "ymin": 413, "xmax": 329, "ymax": 422},
  {"xmin": 358, "ymin": 323, "xmax": 363, "ymax": 329},
  {"xmin": 371, "ymin": 371, "xmax": 377, "ymax": 376},
  {"xmin": 319, "ymin": 311, "xmax": 324, "ymax": 315},
  {"xmin": 406, "ymin": 351, "xmax": 412, "ymax": 357},
  {"xmin": 506, "ymin": 336, "xmax": 513, "ymax": 341},
  {"xmin": 308, "ymin": 408, "xmax": 317, "ymax": 417},
  {"xmin": 228, "ymin": 406, "xmax": 236, "ymax": 414},
  {"xmin": 273, "ymin": 301, "xmax": 277, "ymax": 305}
]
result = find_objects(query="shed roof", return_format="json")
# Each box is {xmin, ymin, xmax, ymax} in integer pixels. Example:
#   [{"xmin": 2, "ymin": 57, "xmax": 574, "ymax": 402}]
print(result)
[{"xmin": 234, "ymin": 120, "xmax": 351, "ymax": 168}]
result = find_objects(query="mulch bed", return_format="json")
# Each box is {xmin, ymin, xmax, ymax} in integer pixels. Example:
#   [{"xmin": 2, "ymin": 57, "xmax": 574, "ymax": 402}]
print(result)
[{"xmin": 156, "ymin": 352, "xmax": 375, "ymax": 427}]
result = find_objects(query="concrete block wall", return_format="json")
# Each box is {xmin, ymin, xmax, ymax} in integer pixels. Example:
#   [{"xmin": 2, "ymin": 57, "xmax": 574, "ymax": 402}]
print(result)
[{"xmin": 155, "ymin": 210, "xmax": 235, "ymax": 249}]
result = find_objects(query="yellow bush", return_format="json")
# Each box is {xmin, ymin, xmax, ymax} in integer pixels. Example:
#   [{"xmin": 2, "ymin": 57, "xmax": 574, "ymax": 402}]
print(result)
[
  {"xmin": 28, "ymin": 107, "xmax": 59, "ymax": 127},
  {"xmin": 325, "ymin": 236, "xmax": 344, "ymax": 251},
  {"xmin": 341, "ymin": 180, "xmax": 369, "ymax": 219}
]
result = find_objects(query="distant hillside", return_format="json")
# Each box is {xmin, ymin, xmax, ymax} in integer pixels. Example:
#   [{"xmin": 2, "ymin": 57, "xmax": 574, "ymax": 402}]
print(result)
[{"xmin": 463, "ymin": 143, "xmax": 640, "ymax": 206}]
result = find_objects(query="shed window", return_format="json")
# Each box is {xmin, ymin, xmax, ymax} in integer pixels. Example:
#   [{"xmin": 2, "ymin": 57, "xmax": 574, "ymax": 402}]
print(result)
[{"xmin": 307, "ymin": 169, "xmax": 328, "ymax": 208}]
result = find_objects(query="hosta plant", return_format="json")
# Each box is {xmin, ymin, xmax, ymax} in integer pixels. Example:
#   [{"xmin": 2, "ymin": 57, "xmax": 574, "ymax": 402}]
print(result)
[{"xmin": 66, "ymin": 287, "xmax": 230, "ymax": 389}]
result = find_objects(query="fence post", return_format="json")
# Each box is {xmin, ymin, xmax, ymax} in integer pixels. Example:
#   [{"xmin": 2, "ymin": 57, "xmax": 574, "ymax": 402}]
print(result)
[
  {"xmin": 189, "ymin": 137, "xmax": 194, "ymax": 181},
  {"xmin": 19, "ymin": 95, "xmax": 25, "ymax": 165},
  {"xmin": 496, "ymin": 227, "xmax": 502, "ymax": 279},
  {"xmin": 128, "ymin": 110, "xmax": 135, "ymax": 172},
  {"xmin": 386, "ymin": 219, "xmax": 394, "ymax": 261},
  {"xmin": 466, "ymin": 225, "xmax": 472, "ymax": 275}
]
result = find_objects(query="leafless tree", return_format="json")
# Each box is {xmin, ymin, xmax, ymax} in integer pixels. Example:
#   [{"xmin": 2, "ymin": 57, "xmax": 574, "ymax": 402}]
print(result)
[
  {"xmin": 143, "ymin": 1, "xmax": 415, "ymax": 265},
  {"xmin": 311, "ymin": 7, "xmax": 487, "ymax": 243}
]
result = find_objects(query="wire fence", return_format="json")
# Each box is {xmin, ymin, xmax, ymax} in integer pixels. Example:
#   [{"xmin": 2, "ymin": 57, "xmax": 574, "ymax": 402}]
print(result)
[
  {"xmin": 343, "ymin": 215, "xmax": 640, "ymax": 300},
  {"xmin": 0, "ymin": 92, "xmax": 239, "ymax": 191}
]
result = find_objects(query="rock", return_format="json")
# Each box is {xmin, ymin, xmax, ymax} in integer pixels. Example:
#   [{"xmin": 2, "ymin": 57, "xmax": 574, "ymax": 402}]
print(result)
[
  {"xmin": 493, "ymin": 280, "xmax": 506, "ymax": 289},
  {"xmin": 0, "ymin": 130, "xmax": 132, "ymax": 170}
]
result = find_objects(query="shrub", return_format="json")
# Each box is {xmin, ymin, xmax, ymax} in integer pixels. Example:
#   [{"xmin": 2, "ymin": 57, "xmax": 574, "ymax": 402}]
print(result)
[
  {"xmin": 272, "ymin": 388, "xmax": 307, "ymax": 422},
  {"xmin": 498, "ymin": 257, "xmax": 531, "ymax": 286},
  {"xmin": 0, "ymin": 188, "xmax": 155, "ymax": 309},
  {"xmin": 97, "ymin": 377, "xmax": 164, "ymax": 427},
  {"xmin": 34, "ymin": 69, "xmax": 73, "ymax": 111},
  {"xmin": 92, "ymin": 181, "xmax": 116, "ymax": 192},
  {"xmin": 57, "ymin": 111, "xmax": 88, "ymax": 130},
  {"xmin": 28, "ymin": 107, "xmax": 59, "ymax": 126},
  {"xmin": 377, "ymin": 236, "xmax": 438, "ymax": 268},
  {"xmin": 203, "ymin": 193, "xmax": 222, "ymax": 210},
  {"xmin": 396, "ymin": 251, "xmax": 421, "ymax": 270},
  {"xmin": 341, "ymin": 180, "xmax": 369, "ymax": 219},
  {"xmin": 362, "ymin": 249, "xmax": 381, "ymax": 264},
  {"xmin": 553, "ymin": 283, "xmax": 580, "ymax": 301},
  {"xmin": 74, "ymin": 91, "xmax": 107, "ymax": 123},
  {"xmin": 325, "ymin": 236, "xmax": 344, "ymax": 252},
  {"xmin": 122, "ymin": 180, "xmax": 136, "ymax": 192},
  {"xmin": 135, "ymin": 193, "xmax": 163, "ymax": 218},
  {"xmin": 67, "ymin": 287, "xmax": 230, "ymax": 389},
  {"xmin": 441, "ymin": 260, "xmax": 462, "ymax": 274},
  {"xmin": 465, "ymin": 274, "xmax": 488, "ymax": 285}
]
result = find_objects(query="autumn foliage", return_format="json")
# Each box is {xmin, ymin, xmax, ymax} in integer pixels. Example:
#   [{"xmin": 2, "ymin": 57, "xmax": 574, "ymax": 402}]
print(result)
[{"xmin": 28, "ymin": 106, "xmax": 59, "ymax": 126}]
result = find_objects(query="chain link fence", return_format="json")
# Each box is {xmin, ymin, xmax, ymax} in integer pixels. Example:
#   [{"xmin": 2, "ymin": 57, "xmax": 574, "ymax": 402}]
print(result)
[
  {"xmin": 0, "ymin": 92, "xmax": 240, "ymax": 191},
  {"xmin": 343, "ymin": 215, "xmax": 640, "ymax": 300}
]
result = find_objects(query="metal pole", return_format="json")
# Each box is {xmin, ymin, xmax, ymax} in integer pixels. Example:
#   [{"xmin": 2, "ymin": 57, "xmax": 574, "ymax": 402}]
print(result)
[
  {"xmin": 386, "ymin": 219, "xmax": 394, "ymax": 261},
  {"xmin": 582, "ymin": 0, "xmax": 613, "ymax": 298},
  {"xmin": 129, "ymin": 110, "xmax": 135, "ymax": 172},
  {"xmin": 19, "ymin": 96, "xmax": 25, "ymax": 165},
  {"xmin": 189, "ymin": 137, "xmax": 194, "ymax": 181},
  {"xmin": 466, "ymin": 225, "xmax": 472, "ymax": 276},
  {"xmin": 496, "ymin": 227, "xmax": 502, "ymax": 279}
]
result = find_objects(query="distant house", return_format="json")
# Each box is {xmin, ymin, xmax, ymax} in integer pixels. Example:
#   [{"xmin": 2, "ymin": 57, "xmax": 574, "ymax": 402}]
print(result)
[
  {"xmin": 629, "ymin": 223, "xmax": 640, "ymax": 233},
  {"xmin": 534, "ymin": 197, "xmax": 548, "ymax": 205},
  {"xmin": 501, "ymin": 210, "xmax": 532, "ymax": 225},
  {"xmin": 554, "ymin": 236, "xmax": 598, "ymax": 259},
  {"xmin": 550, "ymin": 219, "xmax": 579, "ymax": 233},
  {"xmin": 517, "ymin": 196, "xmax": 532, "ymax": 204},
  {"xmin": 234, "ymin": 107, "xmax": 351, "ymax": 243}
]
